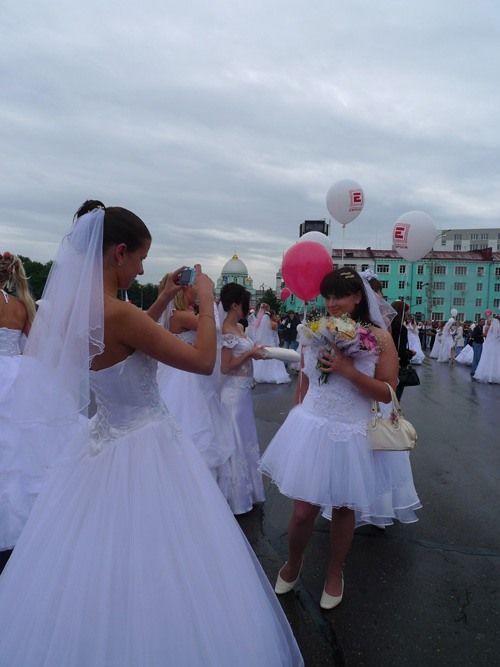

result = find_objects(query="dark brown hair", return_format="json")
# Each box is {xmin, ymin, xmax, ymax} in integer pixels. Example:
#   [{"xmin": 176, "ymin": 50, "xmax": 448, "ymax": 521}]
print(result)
[
  {"xmin": 220, "ymin": 282, "xmax": 250, "ymax": 317},
  {"xmin": 75, "ymin": 200, "xmax": 151, "ymax": 252},
  {"xmin": 320, "ymin": 268, "xmax": 373, "ymax": 324}
]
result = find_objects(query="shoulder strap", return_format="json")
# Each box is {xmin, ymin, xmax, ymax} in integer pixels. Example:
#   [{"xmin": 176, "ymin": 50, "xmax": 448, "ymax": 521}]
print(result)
[{"xmin": 0, "ymin": 288, "xmax": 8, "ymax": 303}]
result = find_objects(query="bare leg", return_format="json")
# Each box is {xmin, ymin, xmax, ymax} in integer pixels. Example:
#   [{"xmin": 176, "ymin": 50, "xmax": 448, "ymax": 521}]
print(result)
[
  {"xmin": 280, "ymin": 500, "xmax": 320, "ymax": 582},
  {"xmin": 324, "ymin": 507, "xmax": 355, "ymax": 595}
]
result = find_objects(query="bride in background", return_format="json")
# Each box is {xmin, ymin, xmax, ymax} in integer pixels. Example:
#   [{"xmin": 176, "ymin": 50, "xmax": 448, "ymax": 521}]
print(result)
[
  {"xmin": 253, "ymin": 303, "xmax": 290, "ymax": 384},
  {"xmin": 0, "ymin": 202, "xmax": 303, "ymax": 666},
  {"xmin": 0, "ymin": 252, "xmax": 36, "ymax": 551}
]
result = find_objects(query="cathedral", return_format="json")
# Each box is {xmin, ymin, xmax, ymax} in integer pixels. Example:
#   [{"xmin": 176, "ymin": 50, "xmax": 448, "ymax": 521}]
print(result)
[{"xmin": 215, "ymin": 254, "xmax": 256, "ymax": 301}]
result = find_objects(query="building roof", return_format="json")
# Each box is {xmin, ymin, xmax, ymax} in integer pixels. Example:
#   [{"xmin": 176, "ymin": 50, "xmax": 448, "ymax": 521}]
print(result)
[
  {"xmin": 221, "ymin": 254, "xmax": 248, "ymax": 275},
  {"xmin": 331, "ymin": 248, "xmax": 500, "ymax": 262}
]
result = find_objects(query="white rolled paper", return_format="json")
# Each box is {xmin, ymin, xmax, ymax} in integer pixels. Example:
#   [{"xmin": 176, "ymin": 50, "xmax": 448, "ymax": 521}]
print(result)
[{"xmin": 263, "ymin": 347, "xmax": 300, "ymax": 363}]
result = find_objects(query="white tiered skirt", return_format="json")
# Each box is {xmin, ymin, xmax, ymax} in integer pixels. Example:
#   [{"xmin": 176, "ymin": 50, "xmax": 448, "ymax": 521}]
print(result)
[
  {"xmin": 0, "ymin": 414, "xmax": 302, "ymax": 666},
  {"xmin": 260, "ymin": 403, "xmax": 421, "ymax": 526}
]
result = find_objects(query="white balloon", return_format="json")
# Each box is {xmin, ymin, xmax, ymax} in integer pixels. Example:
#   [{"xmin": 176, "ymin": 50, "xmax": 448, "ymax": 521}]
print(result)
[
  {"xmin": 450, "ymin": 308, "xmax": 458, "ymax": 317},
  {"xmin": 326, "ymin": 179, "xmax": 364, "ymax": 225},
  {"xmin": 297, "ymin": 231, "xmax": 332, "ymax": 254},
  {"xmin": 392, "ymin": 211, "xmax": 437, "ymax": 262}
]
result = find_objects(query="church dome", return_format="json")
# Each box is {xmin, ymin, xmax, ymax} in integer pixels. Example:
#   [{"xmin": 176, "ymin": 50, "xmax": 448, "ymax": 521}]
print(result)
[{"xmin": 221, "ymin": 254, "xmax": 248, "ymax": 276}]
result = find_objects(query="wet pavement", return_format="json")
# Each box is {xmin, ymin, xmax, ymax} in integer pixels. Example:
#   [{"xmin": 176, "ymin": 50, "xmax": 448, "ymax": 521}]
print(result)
[
  {"xmin": 242, "ymin": 358, "xmax": 500, "ymax": 666},
  {"xmin": 1, "ymin": 358, "xmax": 498, "ymax": 665}
]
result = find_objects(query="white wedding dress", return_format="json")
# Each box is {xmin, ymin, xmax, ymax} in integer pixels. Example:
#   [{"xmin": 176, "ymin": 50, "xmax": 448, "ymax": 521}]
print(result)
[
  {"xmin": 0, "ymin": 322, "xmax": 27, "ymax": 550},
  {"xmin": 157, "ymin": 328, "xmax": 235, "ymax": 475},
  {"xmin": 217, "ymin": 334, "xmax": 266, "ymax": 515},
  {"xmin": 455, "ymin": 343, "xmax": 473, "ymax": 365},
  {"xmin": 437, "ymin": 318, "xmax": 456, "ymax": 362},
  {"xmin": 407, "ymin": 326, "xmax": 425, "ymax": 364},
  {"xmin": 260, "ymin": 344, "xmax": 421, "ymax": 526},
  {"xmin": 430, "ymin": 330, "xmax": 442, "ymax": 359},
  {"xmin": 253, "ymin": 315, "xmax": 290, "ymax": 384},
  {"xmin": 473, "ymin": 319, "xmax": 500, "ymax": 383},
  {"xmin": 0, "ymin": 350, "xmax": 302, "ymax": 666}
]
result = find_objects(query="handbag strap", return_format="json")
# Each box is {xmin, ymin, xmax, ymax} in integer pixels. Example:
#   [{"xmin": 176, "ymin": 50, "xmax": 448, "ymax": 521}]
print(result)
[{"xmin": 370, "ymin": 382, "xmax": 403, "ymax": 419}]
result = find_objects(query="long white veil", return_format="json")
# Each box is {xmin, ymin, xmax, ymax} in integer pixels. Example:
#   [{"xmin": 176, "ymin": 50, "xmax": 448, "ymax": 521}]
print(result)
[{"xmin": 0, "ymin": 208, "xmax": 105, "ymax": 464}]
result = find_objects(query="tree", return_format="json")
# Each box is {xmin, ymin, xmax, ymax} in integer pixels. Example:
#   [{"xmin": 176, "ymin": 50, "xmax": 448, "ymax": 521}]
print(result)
[
  {"xmin": 19, "ymin": 256, "xmax": 52, "ymax": 300},
  {"xmin": 257, "ymin": 288, "xmax": 281, "ymax": 314}
]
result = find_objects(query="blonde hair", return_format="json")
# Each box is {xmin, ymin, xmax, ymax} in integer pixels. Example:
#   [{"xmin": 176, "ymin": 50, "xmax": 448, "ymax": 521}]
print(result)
[
  {"xmin": 174, "ymin": 288, "xmax": 189, "ymax": 311},
  {"xmin": 0, "ymin": 252, "xmax": 36, "ymax": 324}
]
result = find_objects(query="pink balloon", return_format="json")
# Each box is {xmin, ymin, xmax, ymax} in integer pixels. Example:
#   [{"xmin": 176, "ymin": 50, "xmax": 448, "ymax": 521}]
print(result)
[
  {"xmin": 485, "ymin": 309, "xmax": 492, "ymax": 317},
  {"xmin": 280, "ymin": 287, "xmax": 291, "ymax": 301},
  {"xmin": 281, "ymin": 241, "xmax": 333, "ymax": 302}
]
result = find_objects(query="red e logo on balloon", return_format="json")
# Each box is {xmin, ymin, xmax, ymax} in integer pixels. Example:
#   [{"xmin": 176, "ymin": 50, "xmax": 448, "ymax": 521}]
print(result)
[
  {"xmin": 349, "ymin": 190, "xmax": 363, "ymax": 211},
  {"xmin": 393, "ymin": 223, "xmax": 410, "ymax": 248}
]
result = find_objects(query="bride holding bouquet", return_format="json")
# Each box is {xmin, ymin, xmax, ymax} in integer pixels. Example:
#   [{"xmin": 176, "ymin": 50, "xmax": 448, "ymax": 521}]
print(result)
[{"xmin": 260, "ymin": 268, "xmax": 421, "ymax": 610}]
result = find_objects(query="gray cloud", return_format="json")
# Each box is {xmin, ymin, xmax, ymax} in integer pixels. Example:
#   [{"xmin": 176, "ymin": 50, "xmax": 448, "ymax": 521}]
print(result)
[{"xmin": 1, "ymin": 0, "xmax": 499, "ymax": 286}]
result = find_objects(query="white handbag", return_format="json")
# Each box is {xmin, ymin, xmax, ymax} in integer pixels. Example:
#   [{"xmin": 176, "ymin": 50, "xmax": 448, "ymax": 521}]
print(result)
[{"xmin": 367, "ymin": 383, "xmax": 417, "ymax": 451}]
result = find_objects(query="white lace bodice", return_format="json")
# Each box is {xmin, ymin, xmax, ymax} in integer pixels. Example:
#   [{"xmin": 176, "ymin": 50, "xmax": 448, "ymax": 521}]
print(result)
[
  {"xmin": 221, "ymin": 333, "xmax": 255, "ymax": 389},
  {"xmin": 300, "ymin": 345, "xmax": 378, "ymax": 439},
  {"xmin": 90, "ymin": 351, "xmax": 175, "ymax": 450},
  {"xmin": 0, "ymin": 328, "xmax": 23, "ymax": 356}
]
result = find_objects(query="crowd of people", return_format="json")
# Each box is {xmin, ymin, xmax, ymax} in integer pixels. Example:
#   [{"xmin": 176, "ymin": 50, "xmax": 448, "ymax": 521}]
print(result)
[{"xmin": 0, "ymin": 204, "xmax": 497, "ymax": 663}]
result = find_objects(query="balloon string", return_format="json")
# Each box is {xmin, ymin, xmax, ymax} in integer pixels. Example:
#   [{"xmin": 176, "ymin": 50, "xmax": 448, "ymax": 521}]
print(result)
[
  {"xmin": 341, "ymin": 224, "xmax": 346, "ymax": 264},
  {"xmin": 298, "ymin": 301, "xmax": 308, "ymax": 404}
]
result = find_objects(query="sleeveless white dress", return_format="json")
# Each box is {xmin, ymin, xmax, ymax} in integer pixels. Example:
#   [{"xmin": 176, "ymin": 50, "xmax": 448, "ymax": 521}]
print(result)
[
  {"xmin": 0, "ymin": 351, "xmax": 302, "ymax": 666},
  {"xmin": 157, "ymin": 329, "xmax": 235, "ymax": 474},
  {"xmin": 473, "ymin": 320, "xmax": 500, "ymax": 383},
  {"xmin": 0, "ymin": 323, "xmax": 27, "ymax": 550},
  {"xmin": 430, "ymin": 330, "xmax": 442, "ymax": 359},
  {"xmin": 407, "ymin": 326, "xmax": 425, "ymax": 364},
  {"xmin": 253, "ymin": 315, "xmax": 290, "ymax": 384},
  {"xmin": 217, "ymin": 334, "xmax": 266, "ymax": 515},
  {"xmin": 260, "ymin": 345, "xmax": 421, "ymax": 526}
]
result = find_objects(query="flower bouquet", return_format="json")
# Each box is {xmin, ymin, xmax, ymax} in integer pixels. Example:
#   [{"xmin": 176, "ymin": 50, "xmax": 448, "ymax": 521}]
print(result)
[{"xmin": 298, "ymin": 314, "xmax": 379, "ymax": 384}]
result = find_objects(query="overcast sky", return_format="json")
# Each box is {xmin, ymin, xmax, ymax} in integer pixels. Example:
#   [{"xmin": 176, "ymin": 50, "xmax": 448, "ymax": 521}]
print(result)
[{"xmin": 1, "ymin": 0, "xmax": 499, "ymax": 287}]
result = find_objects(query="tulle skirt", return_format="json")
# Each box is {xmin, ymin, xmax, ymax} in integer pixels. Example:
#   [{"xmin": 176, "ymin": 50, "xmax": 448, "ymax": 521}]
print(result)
[
  {"xmin": 437, "ymin": 334, "xmax": 454, "ymax": 362},
  {"xmin": 253, "ymin": 358, "xmax": 290, "ymax": 384},
  {"xmin": 157, "ymin": 363, "xmax": 234, "ymax": 470},
  {"xmin": 260, "ymin": 404, "xmax": 421, "ymax": 527},
  {"xmin": 455, "ymin": 344, "xmax": 473, "ymax": 365},
  {"xmin": 217, "ymin": 377, "xmax": 265, "ymax": 515},
  {"xmin": 408, "ymin": 330, "xmax": 425, "ymax": 364},
  {"xmin": 0, "ymin": 415, "xmax": 302, "ymax": 666},
  {"xmin": 473, "ymin": 340, "xmax": 500, "ymax": 383}
]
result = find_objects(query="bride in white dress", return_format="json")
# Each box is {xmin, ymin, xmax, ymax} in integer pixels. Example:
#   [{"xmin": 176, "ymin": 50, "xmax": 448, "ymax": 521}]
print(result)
[
  {"xmin": 406, "ymin": 319, "xmax": 425, "ymax": 364},
  {"xmin": 0, "ymin": 203, "xmax": 303, "ymax": 666},
  {"xmin": 217, "ymin": 283, "xmax": 267, "ymax": 515},
  {"xmin": 156, "ymin": 283, "xmax": 235, "ymax": 480},
  {"xmin": 253, "ymin": 304, "xmax": 290, "ymax": 384},
  {"xmin": 473, "ymin": 316, "xmax": 500, "ymax": 383},
  {"xmin": 0, "ymin": 252, "xmax": 36, "ymax": 551},
  {"xmin": 260, "ymin": 268, "xmax": 420, "ymax": 610}
]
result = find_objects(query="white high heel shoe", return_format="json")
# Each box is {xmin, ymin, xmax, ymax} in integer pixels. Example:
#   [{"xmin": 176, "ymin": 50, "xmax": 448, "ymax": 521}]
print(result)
[
  {"xmin": 320, "ymin": 575, "xmax": 344, "ymax": 610},
  {"xmin": 274, "ymin": 561, "xmax": 303, "ymax": 595}
]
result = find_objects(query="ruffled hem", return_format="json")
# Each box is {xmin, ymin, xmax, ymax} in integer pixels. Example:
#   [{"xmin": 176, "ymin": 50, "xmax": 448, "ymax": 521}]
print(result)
[
  {"xmin": 259, "ymin": 405, "xmax": 421, "ymax": 525},
  {"xmin": 0, "ymin": 417, "xmax": 302, "ymax": 666}
]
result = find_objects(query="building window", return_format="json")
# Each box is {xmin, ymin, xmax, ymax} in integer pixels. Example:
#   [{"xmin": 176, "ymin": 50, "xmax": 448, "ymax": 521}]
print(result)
[
  {"xmin": 471, "ymin": 243, "xmax": 488, "ymax": 250},
  {"xmin": 417, "ymin": 265, "xmax": 424, "ymax": 275},
  {"xmin": 432, "ymin": 282, "xmax": 445, "ymax": 290},
  {"xmin": 344, "ymin": 264, "xmax": 357, "ymax": 270},
  {"xmin": 453, "ymin": 297, "xmax": 465, "ymax": 306},
  {"xmin": 380, "ymin": 280, "xmax": 389, "ymax": 289},
  {"xmin": 441, "ymin": 235, "xmax": 447, "ymax": 246},
  {"xmin": 496, "ymin": 267, "xmax": 500, "ymax": 277},
  {"xmin": 494, "ymin": 299, "xmax": 500, "ymax": 308},
  {"xmin": 399, "ymin": 265, "xmax": 406, "ymax": 274},
  {"xmin": 433, "ymin": 312, "xmax": 444, "ymax": 321},
  {"xmin": 416, "ymin": 296, "xmax": 422, "ymax": 305},
  {"xmin": 434, "ymin": 266, "xmax": 446, "ymax": 275},
  {"xmin": 477, "ymin": 266, "xmax": 484, "ymax": 276},
  {"xmin": 453, "ymin": 244, "xmax": 462, "ymax": 251},
  {"xmin": 480, "ymin": 233, "xmax": 489, "ymax": 240},
  {"xmin": 471, "ymin": 233, "xmax": 479, "ymax": 240},
  {"xmin": 476, "ymin": 283, "xmax": 483, "ymax": 291},
  {"xmin": 416, "ymin": 281, "xmax": 424, "ymax": 290},
  {"xmin": 475, "ymin": 298, "xmax": 482, "ymax": 307},
  {"xmin": 474, "ymin": 313, "xmax": 482, "ymax": 321},
  {"xmin": 431, "ymin": 297, "xmax": 444, "ymax": 306},
  {"xmin": 398, "ymin": 280, "xmax": 405, "ymax": 289},
  {"xmin": 454, "ymin": 233, "xmax": 462, "ymax": 241},
  {"xmin": 377, "ymin": 264, "xmax": 389, "ymax": 273},
  {"xmin": 361, "ymin": 264, "xmax": 369, "ymax": 271},
  {"xmin": 454, "ymin": 282, "xmax": 466, "ymax": 291},
  {"xmin": 495, "ymin": 284, "xmax": 500, "ymax": 292},
  {"xmin": 455, "ymin": 266, "xmax": 467, "ymax": 276}
]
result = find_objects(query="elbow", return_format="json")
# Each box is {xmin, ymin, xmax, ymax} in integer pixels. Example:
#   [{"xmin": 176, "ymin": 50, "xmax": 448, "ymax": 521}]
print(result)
[{"xmin": 199, "ymin": 357, "xmax": 215, "ymax": 376}]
